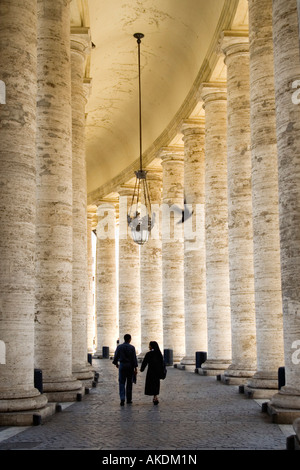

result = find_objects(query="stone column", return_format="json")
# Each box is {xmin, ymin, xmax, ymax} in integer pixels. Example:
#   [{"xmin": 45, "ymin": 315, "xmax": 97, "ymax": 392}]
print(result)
[
  {"xmin": 95, "ymin": 201, "xmax": 118, "ymax": 356},
  {"xmin": 34, "ymin": 0, "xmax": 82, "ymax": 401},
  {"xmin": 268, "ymin": 0, "xmax": 300, "ymax": 423},
  {"xmin": 160, "ymin": 147, "xmax": 185, "ymax": 362},
  {"xmin": 70, "ymin": 28, "xmax": 94, "ymax": 386},
  {"xmin": 118, "ymin": 187, "xmax": 141, "ymax": 353},
  {"xmin": 87, "ymin": 213, "xmax": 96, "ymax": 353},
  {"xmin": 140, "ymin": 169, "xmax": 163, "ymax": 357},
  {"xmin": 220, "ymin": 32, "xmax": 257, "ymax": 384},
  {"xmin": 180, "ymin": 119, "xmax": 207, "ymax": 367},
  {"xmin": 199, "ymin": 83, "xmax": 232, "ymax": 376},
  {"xmin": 0, "ymin": 0, "xmax": 49, "ymax": 424},
  {"xmin": 244, "ymin": 0, "xmax": 284, "ymax": 399}
]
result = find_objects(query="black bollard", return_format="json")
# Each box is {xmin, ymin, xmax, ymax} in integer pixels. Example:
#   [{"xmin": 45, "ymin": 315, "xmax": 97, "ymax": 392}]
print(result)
[
  {"xmin": 278, "ymin": 366, "xmax": 285, "ymax": 390},
  {"xmin": 164, "ymin": 349, "xmax": 173, "ymax": 366},
  {"xmin": 195, "ymin": 351, "xmax": 207, "ymax": 368},
  {"xmin": 34, "ymin": 368, "xmax": 43, "ymax": 394},
  {"xmin": 102, "ymin": 346, "xmax": 109, "ymax": 359}
]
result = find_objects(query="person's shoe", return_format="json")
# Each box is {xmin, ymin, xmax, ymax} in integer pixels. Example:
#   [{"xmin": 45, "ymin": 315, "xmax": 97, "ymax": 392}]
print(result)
[
  {"xmin": 127, "ymin": 400, "xmax": 132, "ymax": 404},
  {"xmin": 120, "ymin": 400, "xmax": 125, "ymax": 406},
  {"xmin": 153, "ymin": 399, "xmax": 159, "ymax": 405}
]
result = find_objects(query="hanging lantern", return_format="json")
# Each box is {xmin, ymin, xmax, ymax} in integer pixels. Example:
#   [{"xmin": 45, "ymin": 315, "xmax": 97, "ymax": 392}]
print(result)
[{"xmin": 127, "ymin": 33, "xmax": 154, "ymax": 245}]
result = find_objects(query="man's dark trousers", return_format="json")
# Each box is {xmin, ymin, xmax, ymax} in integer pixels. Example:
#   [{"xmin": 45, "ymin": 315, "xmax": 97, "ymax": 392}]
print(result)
[{"xmin": 119, "ymin": 363, "xmax": 133, "ymax": 402}]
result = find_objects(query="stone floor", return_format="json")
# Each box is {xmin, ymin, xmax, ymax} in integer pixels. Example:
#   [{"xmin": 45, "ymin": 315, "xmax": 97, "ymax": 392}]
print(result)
[{"xmin": 0, "ymin": 358, "xmax": 295, "ymax": 454}]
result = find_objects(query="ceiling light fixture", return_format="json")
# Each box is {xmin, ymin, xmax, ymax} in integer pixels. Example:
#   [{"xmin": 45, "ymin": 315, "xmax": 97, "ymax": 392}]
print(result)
[{"xmin": 127, "ymin": 33, "xmax": 154, "ymax": 245}]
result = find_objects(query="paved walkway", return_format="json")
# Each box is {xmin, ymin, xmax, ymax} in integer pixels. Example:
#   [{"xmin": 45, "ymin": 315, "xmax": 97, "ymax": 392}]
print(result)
[{"xmin": 0, "ymin": 359, "xmax": 293, "ymax": 452}]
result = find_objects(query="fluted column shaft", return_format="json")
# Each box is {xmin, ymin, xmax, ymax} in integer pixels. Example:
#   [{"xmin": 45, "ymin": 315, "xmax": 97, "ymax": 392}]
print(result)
[
  {"xmin": 221, "ymin": 32, "xmax": 257, "ymax": 383},
  {"xmin": 245, "ymin": 0, "xmax": 284, "ymax": 398},
  {"xmin": 35, "ymin": 0, "xmax": 82, "ymax": 399},
  {"xmin": 140, "ymin": 170, "xmax": 163, "ymax": 356},
  {"xmin": 161, "ymin": 148, "xmax": 185, "ymax": 361},
  {"xmin": 118, "ymin": 188, "xmax": 141, "ymax": 353},
  {"xmin": 181, "ymin": 119, "xmax": 207, "ymax": 365},
  {"xmin": 0, "ymin": 0, "xmax": 48, "ymax": 419},
  {"xmin": 268, "ymin": 0, "xmax": 300, "ymax": 421},
  {"xmin": 200, "ymin": 84, "xmax": 232, "ymax": 375},
  {"xmin": 95, "ymin": 202, "xmax": 118, "ymax": 355},
  {"xmin": 71, "ymin": 30, "xmax": 93, "ymax": 383}
]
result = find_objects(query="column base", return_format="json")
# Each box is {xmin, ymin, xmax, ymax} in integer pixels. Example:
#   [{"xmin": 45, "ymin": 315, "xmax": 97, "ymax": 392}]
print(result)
[
  {"xmin": 73, "ymin": 364, "xmax": 95, "ymax": 388},
  {"xmin": 244, "ymin": 370, "xmax": 279, "ymax": 399},
  {"xmin": 221, "ymin": 365, "xmax": 255, "ymax": 385},
  {"xmin": 198, "ymin": 359, "xmax": 231, "ymax": 376},
  {"xmin": 267, "ymin": 386, "xmax": 300, "ymax": 424},
  {"xmin": 0, "ymin": 402, "xmax": 56, "ymax": 426},
  {"xmin": 43, "ymin": 376, "xmax": 84, "ymax": 403}
]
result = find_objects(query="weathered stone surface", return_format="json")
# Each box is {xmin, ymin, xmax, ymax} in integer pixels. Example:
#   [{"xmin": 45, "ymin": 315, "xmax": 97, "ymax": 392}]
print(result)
[
  {"xmin": 245, "ymin": 0, "xmax": 284, "ymax": 398},
  {"xmin": 0, "ymin": 0, "xmax": 48, "ymax": 418},
  {"xmin": 34, "ymin": 0, "xmax": 82, "ymax": 399},
  {"xmin": 200, "ymin": 83, "xmax": 232, "ymax": 375},
  {"xmin": 118, "ymin": 188, "xmax": 141, "ymax": 353},
  {"xmin": 268, "ymin": 0, "xmax": 300, "ymax": 421},
  {"xmin": 95, "ymin": 202, "xmax": 118, "ymax": 355},
  {"xmin": 160, "ymin": 147, "xmax": 185, "ymax": 362},
  {"xmin": 181, "ymin": 119, "xmax": 207, "ymax": 365},
  {"xmin": 71, "ymin": 30, "xmax": 94, "ymax": 384},
  {"xmin": 220, "ymin": 31, "xmax": 257, "ymax": 382},
  {"xmin": 140, "ymin": 170, "xmax": 163, "ymax": 356}
]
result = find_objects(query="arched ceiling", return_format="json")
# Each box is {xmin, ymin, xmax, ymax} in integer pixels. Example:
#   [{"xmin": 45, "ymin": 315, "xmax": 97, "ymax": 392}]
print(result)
[{"xmin": 70, "ymin": 0, "xmax": 248, "ymax": 204}]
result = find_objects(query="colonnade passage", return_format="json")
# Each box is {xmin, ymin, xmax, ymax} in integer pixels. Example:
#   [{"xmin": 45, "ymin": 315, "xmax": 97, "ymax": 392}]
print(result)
[{"xmin": 0, "ymin": 0, "xmax": 300, "ymax": 446}]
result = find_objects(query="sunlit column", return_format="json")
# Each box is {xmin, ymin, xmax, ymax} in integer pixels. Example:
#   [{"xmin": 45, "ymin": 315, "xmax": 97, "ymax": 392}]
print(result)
[
  {"xmin": 118, "ymin": 187, "xmax": 141, "ymax": 353},
  {"xmin": 221, "ymin": 31, "xmax": 257, "ymax": 384},
  {"xmin": 87, "ymin": 212, "xmax": 96, "ymax": 353},
  {"xmin": 95, "ymin": 201, "xmax": 118, "ymax": 356},
  {"xmin": 268, "ymin": 0, "xmax": 300, "ymax": 423},
  {"xmin": 200, "ymin": 83, "xmax": 232, "ymax": 376},
  {"xmin": 245, "ymin": 0, "xmax": 284, "ymax": 399},
  {"xmin": 181, "ymin": 119, "xmax": 207, "ymax": 367},
  {"xmin": 160, "ymin": 147, "xmax": 185, "ymax": 362},
  {"xmin": 0, "ymin": 0, "xmax": 48, "ymax": 423},
  {"xmin": 140, "ymin": 169, "xmax": 163, "ymax": 356}
]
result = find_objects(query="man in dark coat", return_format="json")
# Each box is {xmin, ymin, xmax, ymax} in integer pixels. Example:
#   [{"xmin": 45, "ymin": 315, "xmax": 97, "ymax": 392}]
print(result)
[{"xmin": 113, "ymin": 334, "xmax": 138, "ymax": 405}]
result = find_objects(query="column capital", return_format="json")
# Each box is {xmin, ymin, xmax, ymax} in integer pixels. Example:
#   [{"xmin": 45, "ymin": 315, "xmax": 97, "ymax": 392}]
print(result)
[
  {"xmin": 199, "ymin": 81, "xmax": 227, "ymax": 105},
  {"xmin": 219, "ymin": 30, "xmax": 249, "ymax": 59},
  {"xmin": 158, "ymin": 145, "xmax": 184, "ymax": 165},
  {"xmin": 70, "ymin": 26, "xmax": 91, "ymax": 57},
  {"xmin": 181, "ymin": 117, "xmax": 205, "ymax": 136}
]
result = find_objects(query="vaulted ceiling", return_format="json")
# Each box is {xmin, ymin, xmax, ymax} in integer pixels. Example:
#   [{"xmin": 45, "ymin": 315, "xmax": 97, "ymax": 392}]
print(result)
[{"xmin": 70, "ymin": 0, "xmax": 248, "ymax": 205}]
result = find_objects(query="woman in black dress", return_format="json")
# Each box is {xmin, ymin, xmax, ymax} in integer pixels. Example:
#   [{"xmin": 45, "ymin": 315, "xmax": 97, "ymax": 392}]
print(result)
[{"xmin": 140, "ymin": 341, "xmax": 164, "ymax": 405}]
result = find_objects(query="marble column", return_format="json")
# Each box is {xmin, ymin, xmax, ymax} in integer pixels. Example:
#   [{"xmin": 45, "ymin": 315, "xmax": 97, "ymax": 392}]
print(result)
[
  {"xmin": 220, "ymin": 32, "xmax": 257, "ymax": 384},
  {"xmin": 0, "ymin": 0, "xmax": 49, "ymax": 424},
  {"xmin": 160, "ymin": 147, "xmax": 185, "ymax": 362},
  {"xmin": 95, "ymin": 201, "xmax": 118, "ymax": 356},
  {"xmin": 199, "ymin": 83, "xmax": 232, "ymax": 376},
  {"xmin": 180, "ymin": 119, "xmax": 207, "ymax": 367},
  {"xmin": 140, "ymin": 169, "xmax": 163, "ymax": 357},
  {"xmin": 118, "ymin": 187, "xmax": 141, "ymax": 353},
  {"xmin": 268, "ymin": 0, "xmax": 300, "ymax": 423},
  {"xmin": 244, "ymin": 0, "xmax": 284, "ymax": 399},
  {"xmin": 71, "ymin": 29, "xmax": 94, "ymax": 385},
  {"xmin": 34, "ymin": 0, "xmax": 82, "ymax": 401}
]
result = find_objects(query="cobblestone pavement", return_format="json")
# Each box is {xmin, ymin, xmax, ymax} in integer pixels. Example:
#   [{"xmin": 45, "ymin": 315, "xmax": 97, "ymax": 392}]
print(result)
[{"xmin": 0, "ymin": 359, "xmax": 292, "ymax": 452}]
